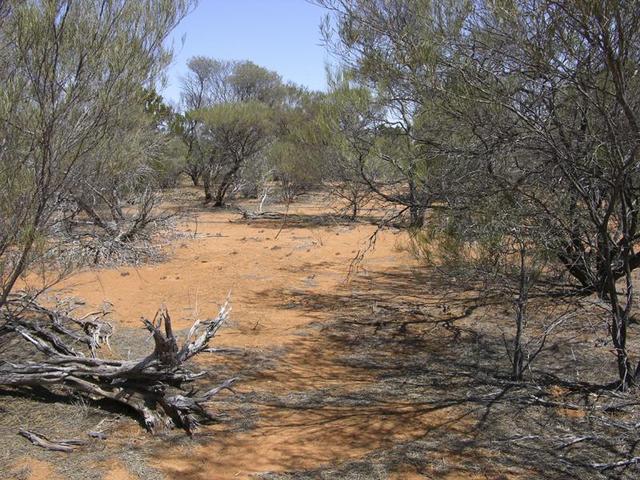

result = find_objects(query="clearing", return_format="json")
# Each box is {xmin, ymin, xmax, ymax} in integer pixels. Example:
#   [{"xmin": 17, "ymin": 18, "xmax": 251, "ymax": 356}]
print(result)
[{"xmin": 0, "ymin": 189, "xmax": 635, "ymax": 480}]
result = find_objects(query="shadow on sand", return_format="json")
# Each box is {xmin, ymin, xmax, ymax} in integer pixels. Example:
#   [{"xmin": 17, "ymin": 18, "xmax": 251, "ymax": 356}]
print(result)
[{"xmin": 155, "ymin": 264, "xmax": 639, "ymax": 479}]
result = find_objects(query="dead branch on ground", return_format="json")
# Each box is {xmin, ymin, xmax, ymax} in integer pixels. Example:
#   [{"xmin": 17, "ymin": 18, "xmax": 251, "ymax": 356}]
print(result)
[
  {"xmin": 18, "ymin": 429, "xmax": 86, "ymax": 452},
  {"xmin": 0, "ymin": 295, "xmax": 235, "ymax": 435}
]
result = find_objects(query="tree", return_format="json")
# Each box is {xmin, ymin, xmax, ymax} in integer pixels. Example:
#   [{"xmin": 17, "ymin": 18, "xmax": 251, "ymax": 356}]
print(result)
[
  {"xmin": 415, "ymin": 185, "xmax": 560, "ymax": 380},
  {"xmin": 265, "ymin": 89, "xmax": 327, "ymax": 203},
  {"xmin": 179, "ymin": 58, "xmax": 285, "ymax": 201},
  {"xmin": 143, "ymin": 88, "xmax": 187, "ymax": 189},
  {"xmin": 193, "ymin": 102, "xmax": 273, "ymax": 206},
  {"xmin": 0, "ymin": 0, "xmax": 194, "ymax": 309},
  {"xmin": 179, "ymin": 57, "xmax": 234, "ymax": 185},
  {"xmin": 0, "ymin": 0, "xmax": 241, "ymax": 435},
  {"xmin": 66, "ymin": 89, "xmax": 179, "ymax": 254},
  {"xmin": 229, "ymin": 61, "xmax": 286, "ymax": 106},
  {"xmin": 316, "ymin": 79, "xmax": 379, "ymax": 219},
  {"xmin": 462, "ymin": 0, "xmax": 640, "ymax": 389},
  {"xmin": 316, "ymin": 2, "xmax": 470, "ymax": 227},
  {"xmin": 318, "ymin": 0, "xmax": 640, "ymax": 389}
]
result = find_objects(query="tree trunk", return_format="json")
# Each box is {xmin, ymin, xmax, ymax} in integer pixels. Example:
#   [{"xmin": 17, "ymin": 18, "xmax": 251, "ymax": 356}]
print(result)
[
  {"xmin": 190, "ymin": 172, "xmax": 200, "ymax": 187},
  {"xmin": 203, "ymin": 168, "xmax": 213, "ymax": 203},
  {"xmin": 602, "ymin": 243, "xmax": 634, "ymax": 390},
  {"xmin": 512, "ymin": 245, "xmax": 529, "ymax": 381},
  {"xmin": 409, "ymin": 205, "xmax": 425, "ymax": 228},
  {"xmin": 609, "ymin": 303, "xmax": 633, "ymax": 390},
  {"xmin": 213, "ymin": 164, "xmax": 241, "ymax": 207},
  {"xmin": 213, "ymin": 185, "xmax": 227, "ymax": 207}
]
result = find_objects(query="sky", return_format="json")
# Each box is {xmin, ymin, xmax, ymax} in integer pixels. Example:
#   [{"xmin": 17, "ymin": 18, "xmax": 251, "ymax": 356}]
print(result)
[{"xmin": 161, "ymin": 0, "xmax": 330, "ymax": 105}]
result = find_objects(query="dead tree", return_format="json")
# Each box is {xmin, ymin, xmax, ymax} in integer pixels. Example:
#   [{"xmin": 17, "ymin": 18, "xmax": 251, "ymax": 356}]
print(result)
[{"xmin": 0, "ymin": 295, "xmax": 235, "ymax": 435}]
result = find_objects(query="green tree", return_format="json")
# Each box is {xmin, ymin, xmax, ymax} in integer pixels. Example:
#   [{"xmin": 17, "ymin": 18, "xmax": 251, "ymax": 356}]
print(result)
[
  {"xmin": 179, "ymin": 57, "xmax": 234, "ymax": 185},
  {"xmin": 229, "ymin": 61, "xmax": 286, "ymax": 106},
  {"xmin": 266, "ymin": 88, "xmax": 327, "ymax": 202},
  {"xmin": 317, "ymin": 1, "xmax": 470, "ymax": 227},
  {"xmin": 179, "ymin": 58, "xmax": 286, "ymax": 200},
  {"xmin": 317, "ymin": 77, "xmax": 380, "ymax": 219},
  {"xmin": 193, "ymin": 102, "xmax": 273, "ymax": 206},
  {"xmin": 0, "ymin": 0, "xmax": 193, "ymax": 308},
  {"xmin": 318, "ymin": 0, "xmax": 640, "ymax": 389}
]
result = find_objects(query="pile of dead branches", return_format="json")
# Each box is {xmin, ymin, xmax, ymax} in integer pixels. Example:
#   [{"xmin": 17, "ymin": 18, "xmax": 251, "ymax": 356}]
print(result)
[
  {"xmin": 238, "ymin": 208, "xmax": 285, "ymax": 221},
  {"xmin": 0, "ymin": 294, "xmax": 235, "ymax": 435}
]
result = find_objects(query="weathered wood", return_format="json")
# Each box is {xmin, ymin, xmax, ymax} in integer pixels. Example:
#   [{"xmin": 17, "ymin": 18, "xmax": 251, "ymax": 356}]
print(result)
[
  {"xmin": 87, "ymin": 431, "xmax": 107, "ymax": 440},
  {"xmin": 1, "ymin": 296, "xmax": 235, "ymax": 435},
  {"xmin": 18, "ymin": 429, "xmax": 86, "ymax": 452}
]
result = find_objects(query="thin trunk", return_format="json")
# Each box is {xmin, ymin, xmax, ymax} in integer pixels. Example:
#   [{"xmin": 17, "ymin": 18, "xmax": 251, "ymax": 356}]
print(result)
[
  {"xmin": 75, "ymin": 196, "xmax": 117, "ymax": 236},
  {"xmin": 351, "ymin": 202, "xmax": 358, "ymax": 221},
  {"xmin": 190, "ymin": 172, "xmax": 200, "ymax": 187},
  {"xmin": 203, "ymin": 167, "xmax": 212, "ymax": 203},
  {"xmin": 602, "ymin": 237, "xmax": 633, "ymax": 389},
  {"xmin": 213, "ymin": 161, "xmax": 241, "ymax": 207},
  {"xmin": 409, "ymin": 205, "xmax": 425, "ymax": 228},
  {"xmin": 610, "ymin": 303, "xmax": 632, "ymax": 389},
  {"xmin": 512, "ymin": 245, "xmax": 529, "ymax": 381},
  {"xmin": 213, "ymin": 182, "xmax": 230, "ymax": 207},
  {"xmin": 0, "ymin": 239, "xmax": 35, "ymax": 310}
]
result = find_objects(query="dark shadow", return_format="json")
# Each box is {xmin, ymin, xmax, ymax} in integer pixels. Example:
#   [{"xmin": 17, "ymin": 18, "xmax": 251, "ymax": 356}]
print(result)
[{"xmin": 200, "ymin": 264, "xmax": 640, "ymax": 479}]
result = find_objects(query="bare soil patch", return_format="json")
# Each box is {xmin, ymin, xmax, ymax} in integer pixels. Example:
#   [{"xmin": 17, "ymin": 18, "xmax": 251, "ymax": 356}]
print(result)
[{"xmin": 1, "ymin": 190, "xmax": 639, "ymax": 479}]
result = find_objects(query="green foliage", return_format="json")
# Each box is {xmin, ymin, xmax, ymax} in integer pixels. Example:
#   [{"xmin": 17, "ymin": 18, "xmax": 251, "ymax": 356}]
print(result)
[
  {"xmin": 143, "ymin": 88, "xmax": 175, "ymax": 127},
  {"xmin": 179, "ymin": 57, "xmax": 331, "ymax": 202},
  {"xmin": 229, "ymin": 61, "xmax": 285, "ymax": 105},
  {"xmin": 194, "ymin": 101, "xmax": 273, "ymax": 132},
  {"xmin": 0, "ymin": 0, "xmax": 193, "ymax": 304},
  {"xmin": 317, "ymin": 0, "xmax": 640, "ymax": 383},
  {"xmin": 266, "ymin": 92, "xmax": 328, "ymax": 199}
]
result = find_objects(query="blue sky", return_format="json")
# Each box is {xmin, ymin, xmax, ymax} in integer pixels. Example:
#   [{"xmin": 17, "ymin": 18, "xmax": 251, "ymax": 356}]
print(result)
[{"xmin": 162, "ymin": 0, "xmax": 330, "ymax": 104}]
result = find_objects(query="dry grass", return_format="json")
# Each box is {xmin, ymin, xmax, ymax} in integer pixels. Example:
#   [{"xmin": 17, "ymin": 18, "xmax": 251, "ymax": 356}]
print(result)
[{"xmin": 252, "ymin": 267, "xmax": 640, "ymax": 479}]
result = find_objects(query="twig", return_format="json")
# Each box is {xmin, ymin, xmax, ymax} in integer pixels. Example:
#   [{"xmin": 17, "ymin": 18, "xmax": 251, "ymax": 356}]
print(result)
[
  {"xmin": 591, "ymin": 457, "xmax": 640, "ymax": 471},
  {"xmin": 18, "ymin": 429, "xmax": 85, "ymax": 452},
  {"xmin": 2, "ymin": 296, "xmax": 234, "ymax": 435}
]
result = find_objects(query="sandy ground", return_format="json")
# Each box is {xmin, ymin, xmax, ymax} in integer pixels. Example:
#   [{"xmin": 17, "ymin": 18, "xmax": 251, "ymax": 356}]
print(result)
[
  {"xmin": 51, "ymin": 198, "xmax": 402, "ymax": 350},
  {"xmin": 12, "ymin": 193, "xmax": 453, "ymax": 479},
  {"xmin": 7, "ymin": 191, "xmax": 636, "ymax": 480}
]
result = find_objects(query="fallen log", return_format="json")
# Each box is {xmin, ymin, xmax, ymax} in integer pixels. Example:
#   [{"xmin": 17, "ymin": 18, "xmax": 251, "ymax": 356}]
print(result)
[{"xmin": 0, "ymin": 296, "xmax": 236, "ymax": 435}]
